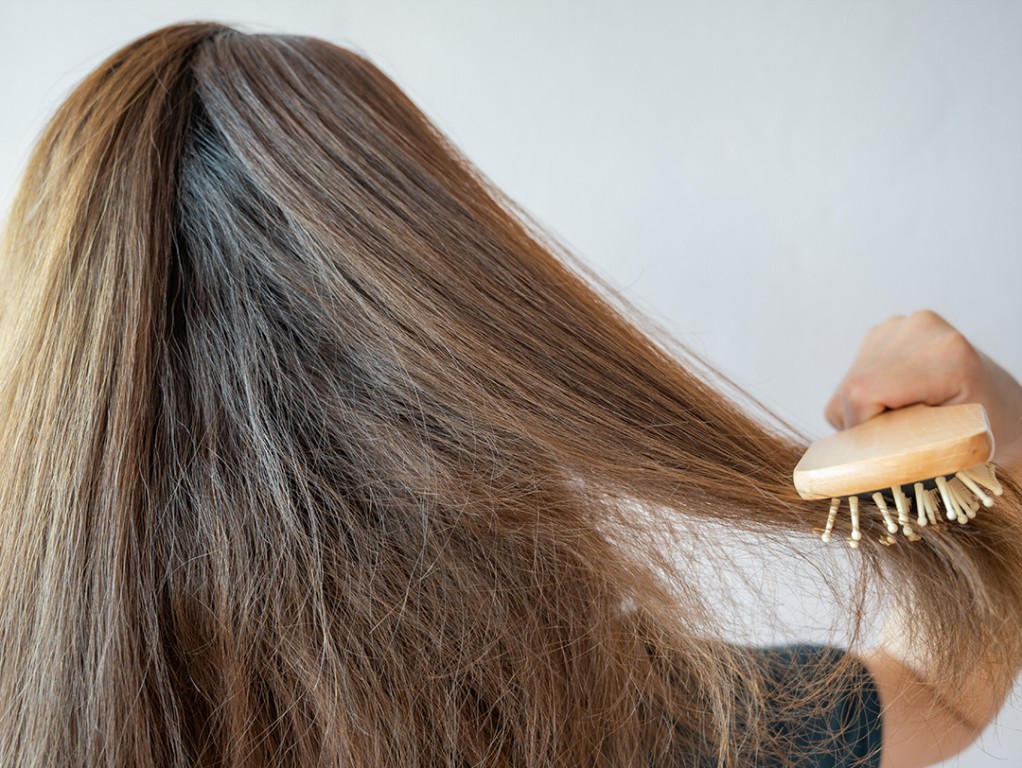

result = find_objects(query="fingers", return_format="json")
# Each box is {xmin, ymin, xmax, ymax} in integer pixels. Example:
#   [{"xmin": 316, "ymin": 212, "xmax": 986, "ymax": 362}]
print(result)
[
  {"xmin": 827, "ymin": 310, "xmax": 977, "ymax": 430},
  {"xmin": 827, "ymin": 310, "xmax": 1022, "ymax": 479},
  {"xmin": 825, "ymin": 391, "xmax": 885, "ymax": 432},
  {"xmin": 824, "ymin": 392, "xmax": 844, "ymax": 430}
]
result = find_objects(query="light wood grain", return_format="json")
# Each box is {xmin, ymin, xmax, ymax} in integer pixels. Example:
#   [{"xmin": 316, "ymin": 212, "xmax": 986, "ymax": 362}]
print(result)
[{"xmin": 793, "ymin": 403, "xmax": 994, "ymax": 500}]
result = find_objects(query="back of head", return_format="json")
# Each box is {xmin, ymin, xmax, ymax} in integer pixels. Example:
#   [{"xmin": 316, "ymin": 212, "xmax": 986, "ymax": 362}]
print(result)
[{"xmin": 2, "ymin": 21, "xmax": 1021, "ymax": 768}]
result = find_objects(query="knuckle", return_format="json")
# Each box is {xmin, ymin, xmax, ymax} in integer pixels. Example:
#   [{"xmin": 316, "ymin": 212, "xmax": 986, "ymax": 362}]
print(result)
[
  {"xmin": 942, "ymin": 330, "xmax": 981, "ymax": 369},
  {"xmin": 868, "ymin": 314, "xmax": 904, "ymax": 336},
  {"xmin": 841, "ymin": 373, "xmax": 872, "ymax": 404},
  {"xmin": 908, "ymin": 308, "xmax": 946, "ymax": 328}
]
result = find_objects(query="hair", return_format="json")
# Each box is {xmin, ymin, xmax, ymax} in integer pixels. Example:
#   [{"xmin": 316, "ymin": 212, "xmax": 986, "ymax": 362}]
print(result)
[{"xmin": 1, "ymin": 21, "xmax": 1021, "ymax": 767}]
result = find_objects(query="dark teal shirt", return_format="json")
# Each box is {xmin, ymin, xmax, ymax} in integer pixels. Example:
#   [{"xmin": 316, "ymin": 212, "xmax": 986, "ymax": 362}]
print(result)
[{"xmin": 751, "ymin": 644, "xmax": 883, "ymax": 767}]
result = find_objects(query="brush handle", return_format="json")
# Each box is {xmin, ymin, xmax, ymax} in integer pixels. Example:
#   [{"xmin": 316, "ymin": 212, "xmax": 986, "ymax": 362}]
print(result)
[{"xmin": 793, "ymin": 403, "xmax": 994, "ymax": 500}]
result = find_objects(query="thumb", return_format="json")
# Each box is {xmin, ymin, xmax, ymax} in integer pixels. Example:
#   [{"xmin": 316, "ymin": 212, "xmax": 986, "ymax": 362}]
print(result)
[
  {"xmin": 825, "ymin": 389, "xmax": 886, "ymax": 431},
  {"xmin": 841, "ymin": 396, "xmax": 887, "ymax": 431}
]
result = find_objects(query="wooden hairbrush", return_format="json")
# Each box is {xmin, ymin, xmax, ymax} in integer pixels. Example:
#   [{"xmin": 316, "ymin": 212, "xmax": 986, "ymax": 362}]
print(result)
[{"xmin": 793, "ymin": 403, "xmax": 1003, "ymax": 547}]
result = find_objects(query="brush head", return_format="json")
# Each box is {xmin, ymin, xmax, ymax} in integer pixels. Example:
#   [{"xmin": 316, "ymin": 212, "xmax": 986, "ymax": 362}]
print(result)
[{"xmin": 793, "ymin": 403, "xmax": 994, "ymax": 501}]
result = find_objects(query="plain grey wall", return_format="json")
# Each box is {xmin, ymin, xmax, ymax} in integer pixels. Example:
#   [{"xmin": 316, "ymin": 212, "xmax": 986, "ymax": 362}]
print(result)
[{"xmin": 2, "ymin": 2, "xmax": 1020, "ymax": 765}]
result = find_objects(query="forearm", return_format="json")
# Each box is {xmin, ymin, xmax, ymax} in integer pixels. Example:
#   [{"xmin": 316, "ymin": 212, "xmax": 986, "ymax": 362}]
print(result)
[
  {"xmin": 859, "ymin": 601, "xmax": 1022, "ymax": 768},
  {"xmin": 862, "ymin": 463, "xmax": 1022, "ymax": 768},
  {"xmin": 827, "ymin": 312, "xmax": 1022, "ymax": 767}
]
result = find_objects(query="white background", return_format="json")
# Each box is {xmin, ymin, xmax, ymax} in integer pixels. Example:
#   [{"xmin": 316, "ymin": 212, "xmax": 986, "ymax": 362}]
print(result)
[{"xmin": 2, "ymin": 1, "xmax": 1020, "ymax": 764}]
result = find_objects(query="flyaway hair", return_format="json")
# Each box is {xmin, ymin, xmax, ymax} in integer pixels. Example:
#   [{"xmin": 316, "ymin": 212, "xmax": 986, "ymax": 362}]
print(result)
[{"xmin": 2, "ymin": 22, "xmax": 1022, "ymax": 767}]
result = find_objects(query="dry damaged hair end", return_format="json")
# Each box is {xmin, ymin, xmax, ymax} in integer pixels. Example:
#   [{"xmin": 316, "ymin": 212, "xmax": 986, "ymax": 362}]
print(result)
[{"xmin": 1, "ymin": 21, "xmax": 1022, "ymax": 767}]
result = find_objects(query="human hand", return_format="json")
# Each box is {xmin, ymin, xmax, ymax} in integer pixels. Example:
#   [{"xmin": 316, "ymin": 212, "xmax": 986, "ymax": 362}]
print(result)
[{"xmin": 825, "ymin": 310, "xmax": 1022, "ymax": 478}]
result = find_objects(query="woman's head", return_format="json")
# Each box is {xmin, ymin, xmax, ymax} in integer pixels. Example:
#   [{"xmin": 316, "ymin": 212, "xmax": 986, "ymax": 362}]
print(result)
[{"xmin": 2, "ymin": 22, "xmax": 1021, "ymax": 767}]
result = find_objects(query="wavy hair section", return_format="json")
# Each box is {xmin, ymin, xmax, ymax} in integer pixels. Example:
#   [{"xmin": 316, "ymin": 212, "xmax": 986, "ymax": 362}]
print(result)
[{"xmin": 1, "ymin": 22, "xmax": 1021, "ymax": 767}]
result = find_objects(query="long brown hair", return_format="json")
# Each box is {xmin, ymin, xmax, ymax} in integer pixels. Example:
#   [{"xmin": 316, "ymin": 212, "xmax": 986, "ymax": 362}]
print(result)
[{"xmin": 2, "ymin": 22, "xmax": 1021, "ymax": 766}]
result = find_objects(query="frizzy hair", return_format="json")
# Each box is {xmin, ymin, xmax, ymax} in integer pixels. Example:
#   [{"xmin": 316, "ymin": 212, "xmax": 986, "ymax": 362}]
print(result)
[{"xmin": 1, "ymin": 21, "xmax": 1021, "ymax": 767}]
